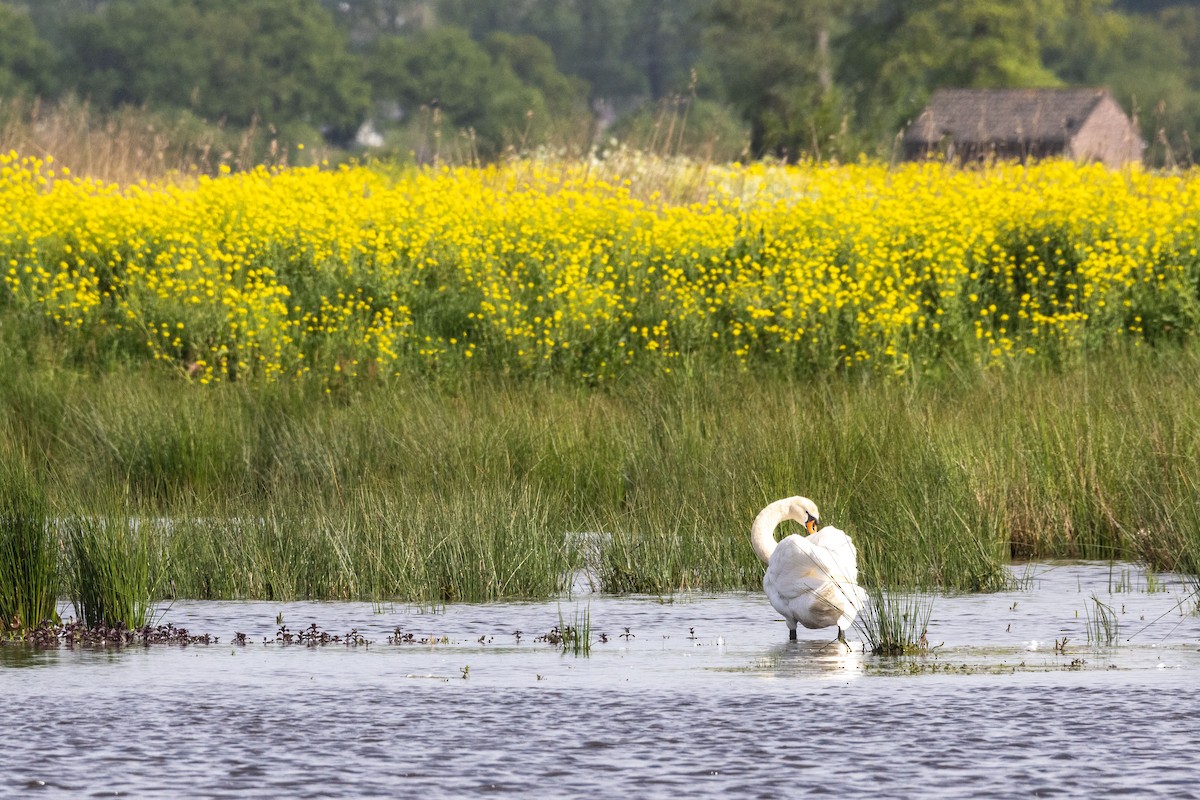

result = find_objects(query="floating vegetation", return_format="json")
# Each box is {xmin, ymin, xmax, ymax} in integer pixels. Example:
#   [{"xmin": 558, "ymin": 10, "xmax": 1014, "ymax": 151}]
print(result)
[
  {"xmin": 268, "ymin": 623, "xmax": 369, "ymax": 647},
  {"xmin": 12, "ymin": 620, "xmax": 215, "ymax": 648},
  {"xmin": 387, "ymin": 627, "xmax": 449, "ymax": 646}
]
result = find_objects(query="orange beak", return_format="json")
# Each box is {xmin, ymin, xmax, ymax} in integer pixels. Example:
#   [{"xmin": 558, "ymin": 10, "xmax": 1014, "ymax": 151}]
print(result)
[{"xmin": 805, "ymin": 517, "xmax": 818, "ymax": 534}]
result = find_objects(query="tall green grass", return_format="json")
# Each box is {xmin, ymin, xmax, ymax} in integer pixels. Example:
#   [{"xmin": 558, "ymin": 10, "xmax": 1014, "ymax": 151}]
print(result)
[
  {"xmin": 854, "ymin": 588, "xmax": 935, "ymax": 655},
  {"xmin": 1084, "ymin": 593, "xmax": 1119, "ymax": 646},
  {"xmin": 0, "ymin": 457, "xmax": 57, "ymax": 633},
  {"xmin": 64, "ymin": 510, "xmax": 160, "ymax": 629},
  {"xmin": 4, "ymin": 321, "xmax": 1200, "ymax": 602}
]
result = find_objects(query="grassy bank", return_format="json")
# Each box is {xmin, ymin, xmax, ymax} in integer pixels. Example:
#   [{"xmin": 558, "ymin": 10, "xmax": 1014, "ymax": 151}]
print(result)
[{"xmin": 3, "ymin": 330, "xmax": 1200, "ymax": 607}]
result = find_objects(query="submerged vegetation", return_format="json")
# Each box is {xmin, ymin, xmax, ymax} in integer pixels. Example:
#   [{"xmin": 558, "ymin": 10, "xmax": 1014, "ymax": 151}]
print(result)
[{"xmin": 3, "ymin": 153, "xmax": 1200, "ymax": 623}]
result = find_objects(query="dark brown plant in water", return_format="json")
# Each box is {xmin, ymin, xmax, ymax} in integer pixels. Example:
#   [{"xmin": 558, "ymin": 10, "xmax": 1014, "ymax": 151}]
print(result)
[
  {"xmin": 270, "ymin": 623, "xmax": 369, "ymax": 647},
  {"xmin": 388, "ymin": 627, "xmax": 417, "ymax": 644},
  {"xmin": 10, "ymin": 620, "xmax": 216, "ymax": 648}
]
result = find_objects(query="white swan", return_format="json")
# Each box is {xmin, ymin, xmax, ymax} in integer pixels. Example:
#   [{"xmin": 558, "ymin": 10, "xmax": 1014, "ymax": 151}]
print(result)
[{"xmin": 751, "ymin": 496, "xmax": 866, "ymax": 647}]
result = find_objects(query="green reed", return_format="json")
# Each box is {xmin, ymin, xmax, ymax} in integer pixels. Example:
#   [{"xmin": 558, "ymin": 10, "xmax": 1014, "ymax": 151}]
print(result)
[
  {"xmin": 854, "ymin": 587, "xmax": 936, "ymax": 656},
  {"xmin": 1084, "ymin": 593, "xmax": 1120, "ymax": 646},
  {"xmin": 556, "ymin": 604, "xmax": 592, "ymax": 657},
  {"xmin": 63, "ymin": 510, "xmax": 161, "ymax": 629},
  {"xmin": 0, "ymin": 457, "xmax": 57, "ymax": 634}
]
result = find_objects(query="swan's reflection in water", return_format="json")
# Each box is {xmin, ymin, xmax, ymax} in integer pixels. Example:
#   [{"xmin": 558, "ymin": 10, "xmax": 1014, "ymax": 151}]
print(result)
[{"xmin": 751, "ymin": 638, "xmax": 865, "ymax": 680}]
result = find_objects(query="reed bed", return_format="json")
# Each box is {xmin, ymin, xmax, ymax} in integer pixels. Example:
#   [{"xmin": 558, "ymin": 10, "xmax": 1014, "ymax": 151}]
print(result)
[{"xmin": 1, "ymin": 343, "xmax": 1200, "ymax": 606}]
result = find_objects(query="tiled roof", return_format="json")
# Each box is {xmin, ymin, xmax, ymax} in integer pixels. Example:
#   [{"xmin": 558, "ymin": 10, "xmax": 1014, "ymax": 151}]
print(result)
[{"xmin": 904, "ymin": 88, "xmax": 1113, "ymax": 145}]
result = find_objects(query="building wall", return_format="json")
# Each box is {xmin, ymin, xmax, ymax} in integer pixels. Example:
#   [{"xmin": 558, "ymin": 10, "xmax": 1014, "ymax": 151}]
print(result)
[
  {"xmin": 1069, "ymin": 97, "xmax": 1143, "ymax": 167},
  {"xmin": 902, "ymin": 137, "xmax": 1068, "ymax": 165}
]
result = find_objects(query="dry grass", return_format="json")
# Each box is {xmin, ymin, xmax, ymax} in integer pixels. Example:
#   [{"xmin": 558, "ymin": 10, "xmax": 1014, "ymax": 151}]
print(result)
[{"xmin": 0, "ymin": 96, "xmax": 321, "ymax": 184}]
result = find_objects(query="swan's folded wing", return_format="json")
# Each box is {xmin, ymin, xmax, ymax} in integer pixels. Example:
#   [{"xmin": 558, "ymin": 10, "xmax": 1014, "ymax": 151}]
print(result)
[
  {"xmin": 767, "ymin": 535, "xmax": 830, "ymax": 599},
  {"xmin": 805, "ymin": 526, "xmax": 860, "ymax": 584},
  {"xmin": 767, "ymin": 534, "xmax": 865, "ymax": 628}
]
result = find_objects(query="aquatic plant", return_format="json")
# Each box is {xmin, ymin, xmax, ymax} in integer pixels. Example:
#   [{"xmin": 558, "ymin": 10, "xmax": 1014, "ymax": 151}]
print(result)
[
  {"xmin": 1085, "ymin": 594, "xmax": 1119, "ymax": 646},
  {"xmin": 853, "ymin": 587, "xmax": 935, "ymax": 656},
  {"xmin": 21, "ymin": 619, "xmax": 214, "ymax": 648},
  {"xmin": 544, "ymin": 605, "xmax": 591, "ymax": 656},
  {"xmin": 63, "ymin": 512, "xmax": 160, "ymax": 629},
  {"xmin": 0, "ymin": 459, "xmax": 57, "ymax": 635}
]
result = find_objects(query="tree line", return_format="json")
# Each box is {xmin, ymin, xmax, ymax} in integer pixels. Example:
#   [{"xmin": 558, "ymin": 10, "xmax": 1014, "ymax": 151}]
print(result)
[{"xmin": 1, "ymin": 0, "xmax": 1199, "ymax": 163}]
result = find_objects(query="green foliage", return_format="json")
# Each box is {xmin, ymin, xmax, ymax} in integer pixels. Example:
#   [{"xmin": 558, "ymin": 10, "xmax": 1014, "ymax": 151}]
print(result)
[
  {"xmin": 61, "ymin": 0, "xmax": 369, "ymax": 137},
  {"xmin": 435, "ymin": 0, "xmax": 653, "ymax": 101},
  {"xmin": 482, "ymin": 31, "xmax": 591, "ymax": 124},
  {"xmin": 0, "ymin": 5, "xmax": 58, "ymax": 97},
  {"xmin": 365, "ymin": 26, "xmax": 562, "ymax": 158},
  {"xmin": 703, "ymin": 0, "xmax": 849, "ymax": 159}
]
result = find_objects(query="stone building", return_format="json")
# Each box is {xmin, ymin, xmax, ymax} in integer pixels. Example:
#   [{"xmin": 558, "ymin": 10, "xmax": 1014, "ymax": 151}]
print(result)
[{"xmin": 902, "ymin": 88, "xmax": 1143, "ymax": 167}]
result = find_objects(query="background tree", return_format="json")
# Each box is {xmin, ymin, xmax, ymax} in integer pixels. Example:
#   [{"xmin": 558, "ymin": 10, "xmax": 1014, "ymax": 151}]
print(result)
[
  {"xmin": 61, "ymin": 0, "xmax": 369, "ymax": 139},
  {"xmin": 436, "ymin": 0, "xmax": 670, "ymax": 105},
  {"xmin": 1052, "ymin": 2, "xmax": 1199, "ymax": 162},
  {"xmin": 364, "ymin": 26, "xmax": 586, "ymax": 158},
  {"xmin": 704, "ymin": 0, "xmax": 847, "ymax": 159},
  {"xmin": 840, "ymin": 0, "xmax": 1066, "ymax": 155},
  {"xmin": 6, "ymin": 0, "xmax": 1200, "ymax": 164},
  {"xmin": 0, "ymin": 5, "xmax": 58, "ymax": 97},
  {"xmin": 481, "ymin": 32, "xmax": 590, "ymax": 124}
]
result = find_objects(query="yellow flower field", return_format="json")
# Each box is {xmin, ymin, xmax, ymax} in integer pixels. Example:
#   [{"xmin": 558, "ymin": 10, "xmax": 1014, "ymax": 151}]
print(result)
[{"xmin": 2, "ymin": 150, "xmax": 1198, "ymax": 384}]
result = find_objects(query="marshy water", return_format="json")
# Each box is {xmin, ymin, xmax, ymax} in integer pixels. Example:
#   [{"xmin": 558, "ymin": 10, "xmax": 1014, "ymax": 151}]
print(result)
[{"xmin": 4, "ymin": 561, "xmax": 1199, "ymax": 798}]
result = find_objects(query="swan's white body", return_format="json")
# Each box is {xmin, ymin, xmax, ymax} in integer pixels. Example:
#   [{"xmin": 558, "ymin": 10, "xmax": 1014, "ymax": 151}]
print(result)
[{"xmin": 751, "ymin": 496, "xmax": 866, "ymax": 643}]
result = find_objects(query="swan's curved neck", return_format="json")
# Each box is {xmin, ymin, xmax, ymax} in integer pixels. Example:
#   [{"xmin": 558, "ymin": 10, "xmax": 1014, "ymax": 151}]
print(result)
[{"xmin": 751, "ymin": 500, "xmax": 791, "ymax": 564}]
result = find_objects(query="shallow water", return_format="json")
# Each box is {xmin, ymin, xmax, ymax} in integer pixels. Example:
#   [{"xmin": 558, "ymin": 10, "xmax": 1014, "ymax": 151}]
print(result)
[{"xmin": 4, "ymin": 562, "xmax": 1200, "ymax": 798}]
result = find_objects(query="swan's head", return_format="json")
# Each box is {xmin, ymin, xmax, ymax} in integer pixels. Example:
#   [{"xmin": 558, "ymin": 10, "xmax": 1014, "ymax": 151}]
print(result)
[{"xmin": 788, "ymin": 496, "xmax": 820, "ymax": 535}]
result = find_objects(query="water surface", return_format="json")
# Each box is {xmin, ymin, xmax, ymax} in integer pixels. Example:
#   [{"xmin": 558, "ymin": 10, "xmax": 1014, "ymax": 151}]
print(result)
[{"xmin": 4, "ymin": 562, "xmax": 1199, "ymax": 798}]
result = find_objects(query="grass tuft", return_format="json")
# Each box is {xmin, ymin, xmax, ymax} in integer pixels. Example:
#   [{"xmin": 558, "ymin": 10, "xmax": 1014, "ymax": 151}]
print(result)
[
  {"xmin": 0, "ymin": 458, "xmax": 57, "ymax": 635},
  {"xmin": 554, "ymin": 604, "xmax": 592, "ymax": 657},
  {"xmin": 1084, "ymin": 593, "xmax": 1119, "ymax": 646},
  {"xmin": 854, "ymin": 587, "xmax": 935, "ymax": 656},
  {"xmin": 64, "ymin": 512, "xmax": 160, "ymax": 629}
]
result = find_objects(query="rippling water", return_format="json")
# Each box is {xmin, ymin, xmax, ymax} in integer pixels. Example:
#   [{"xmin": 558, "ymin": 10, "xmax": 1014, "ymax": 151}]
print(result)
[{"xmin": 4, "ymin": 563, "xmax": 1199, "ymax": 798}]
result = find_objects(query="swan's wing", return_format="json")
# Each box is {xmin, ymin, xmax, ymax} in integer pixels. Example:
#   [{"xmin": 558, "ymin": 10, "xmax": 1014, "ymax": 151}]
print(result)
[
  {"xmin": 805, "ymin": 526, "xmax": 860, "ymax": 584},
  {"xmin": 765, "ymin": 533, "xmax": 865, "ymax": 629},
  {"xmin": 766, "ymin": 535, "xmax": 833, "ymax": 599}
]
